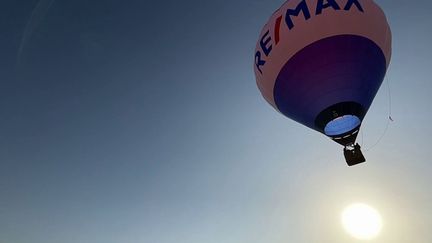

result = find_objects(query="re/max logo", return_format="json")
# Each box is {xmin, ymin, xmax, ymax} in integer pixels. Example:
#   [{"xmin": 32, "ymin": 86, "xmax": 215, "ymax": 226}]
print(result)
[{"xmin": 255, "ymin": 0, "xmax": 364, "ymax": 74}]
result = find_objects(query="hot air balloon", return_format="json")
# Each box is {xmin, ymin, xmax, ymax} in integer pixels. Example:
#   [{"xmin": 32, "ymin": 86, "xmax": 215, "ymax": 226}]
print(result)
[{"xmin": 254, "ymin": 0, "xmax": 391, "ymax": 166}]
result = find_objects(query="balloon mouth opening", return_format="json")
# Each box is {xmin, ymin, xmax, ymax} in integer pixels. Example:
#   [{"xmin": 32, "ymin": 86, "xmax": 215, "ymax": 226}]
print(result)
[{"xmin": 324, "ymin": 115, "xmax": 361, "ymax": 136}]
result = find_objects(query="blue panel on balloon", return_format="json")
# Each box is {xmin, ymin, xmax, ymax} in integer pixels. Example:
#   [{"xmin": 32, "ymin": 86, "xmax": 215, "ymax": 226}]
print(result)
[{"xmin": 273, "ymin": 35, "xmax": 387, "ymax": 135}]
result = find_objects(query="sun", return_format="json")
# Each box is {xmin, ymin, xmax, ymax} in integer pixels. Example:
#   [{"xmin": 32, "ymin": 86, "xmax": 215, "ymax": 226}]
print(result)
[{"xmin": 341, "ymin": 203, "xmax": 383, "ymax": 240}]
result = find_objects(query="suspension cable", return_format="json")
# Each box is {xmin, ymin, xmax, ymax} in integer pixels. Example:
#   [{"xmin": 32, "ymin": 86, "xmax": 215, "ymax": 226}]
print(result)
[{"xmin": 364, "ymin": 77, "xmax": 394, "ymax": 152}]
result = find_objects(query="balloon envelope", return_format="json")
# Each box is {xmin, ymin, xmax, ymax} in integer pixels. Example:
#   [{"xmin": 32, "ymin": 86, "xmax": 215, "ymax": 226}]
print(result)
[{"xmin": 254, "ymin": 0, "xmax": 391, "ymax": 146}]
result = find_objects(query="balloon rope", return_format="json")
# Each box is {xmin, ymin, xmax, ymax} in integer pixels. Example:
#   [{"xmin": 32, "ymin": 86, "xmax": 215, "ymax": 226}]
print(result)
[{"xmin": 364, "ymin": 77, "xmax": 393, "ymax": 152}]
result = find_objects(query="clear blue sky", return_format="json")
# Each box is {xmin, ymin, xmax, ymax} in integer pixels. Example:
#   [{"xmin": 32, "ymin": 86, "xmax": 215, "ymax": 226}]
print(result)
[{"xmin": 0, "ymin": 0, "xmax": 431, "ymax": 242}]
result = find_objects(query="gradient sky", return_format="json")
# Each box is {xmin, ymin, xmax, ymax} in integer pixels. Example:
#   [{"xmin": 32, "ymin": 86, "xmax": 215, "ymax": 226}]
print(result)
[{"xmin": 1, "ymin": 0, "xmax": 431, "ymax": 242}]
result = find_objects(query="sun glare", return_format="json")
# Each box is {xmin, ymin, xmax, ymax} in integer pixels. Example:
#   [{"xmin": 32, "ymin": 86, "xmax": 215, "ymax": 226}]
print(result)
[{"xmin": 341, "ymin": 203, "xmax": 382, "ymax": 240}]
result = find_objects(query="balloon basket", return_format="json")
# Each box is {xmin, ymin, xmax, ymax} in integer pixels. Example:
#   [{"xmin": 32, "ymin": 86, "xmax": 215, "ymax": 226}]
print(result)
[{"xmin": 344, "ymin": 143, "xmax": 366, "ymax": 166}]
